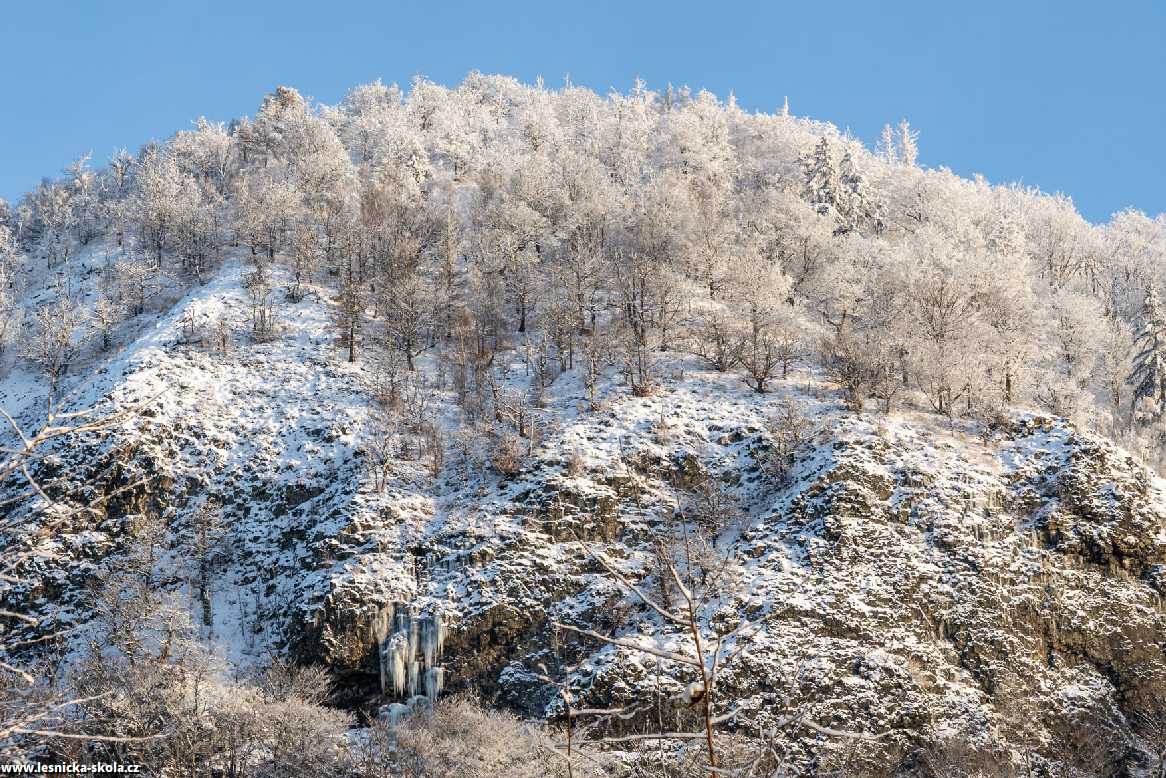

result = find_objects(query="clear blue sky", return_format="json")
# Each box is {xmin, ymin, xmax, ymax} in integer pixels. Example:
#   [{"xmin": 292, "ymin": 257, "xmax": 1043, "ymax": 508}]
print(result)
[{"xmin": 2, "ymin": 0, "xmax": 1162, "ymax": 223}]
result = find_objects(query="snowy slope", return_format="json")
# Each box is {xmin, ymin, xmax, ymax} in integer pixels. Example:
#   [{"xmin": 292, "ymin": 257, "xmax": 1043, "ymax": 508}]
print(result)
[{"xmin": 4, "ymin": 256, "xmax": 1166, "ymax": 773}]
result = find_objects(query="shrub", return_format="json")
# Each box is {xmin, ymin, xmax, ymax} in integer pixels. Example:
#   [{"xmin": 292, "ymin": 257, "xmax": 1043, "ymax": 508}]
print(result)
[
  {"xmin": 766, "ymin": 399, "xmax": 817, "ymax": 482},
  {"xmin": 492, "ymin": 433, "xmax": 524, "ymax": 476}
]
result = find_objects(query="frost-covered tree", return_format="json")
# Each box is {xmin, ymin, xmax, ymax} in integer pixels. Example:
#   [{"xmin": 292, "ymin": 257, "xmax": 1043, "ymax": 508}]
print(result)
[
  {"xmin": 91, "ymin": 289, "xmax": 122, "ymax": 352},
  {"xmin": 740, "ymin": 312, "xmax": 803, "ymax": 393},
  {"xmin": 1095, "ymin": 316, "xmax": 1132, "ymax": 418},
  {"xmin": 0, "ymin": 226, "xmax": 18, "ymax": 354},
  {"xmin": 30, "ymin": 180, "xmax": 75, "ymax": 268},
  {"xmin": 477, "ymin": 196, "xmax": 550, "ymax": 335},
  {"xmin": 235, "ymin": 174, "xmax": 303, "ymax": 262},
  {"xmin": 132, "ymin": 146, "xmax": 185, "ymax": 268},
  {"xmin": 246, "ymin": 85, "xmax": 313, "ymax": 167},
  {"xmin": 1047, "ymin": 288, "xmax": 1104, "ymax": 383},
  {"xmin": 171, "ymin": 117, "xmax": 236, "ymax": 196},
  {"xmin": 904, "ymin": 231, "xmax": 984, "ymax": 416},
  {"xmin": 383, "ymin": 272, "xmax": 432, "ymax": 371},
  {"xmin": 22, "ymin": 296, "xmax": 86, "ymax": 395},
  {"xmin": 877, "ymin": 123, "xmax": 897, "ymax": 164},
  {"xmin": 801, "ymin": 136, "xmax": 840, "ymax": 217},
  {"xmin": 1129, "ymin": 285, "xmax": 1166, "ymax": 414},
  {"xmin": 897, "ymin": 119, "xmax": 919, "ymax": 167},
  {"xmin": 335, "ymin": 254, "xmax": 365, "ymax": 363},
  {"xmin": 686, "ymin": 310, "xmax": 743, "ymax": 372},
  {"xmin": 730, "ymin": 250, "xmax": 795, "ymax": 392},
  {"xmin": 170, "ymin": 176, "xmax": 221, "ymax": 283},
  {"xmin": 981, "ymin": 265, "xmax": 1038, "ymax": 406},
  {"xmin": 113, "ymin": 252, "xmax": 163, "ymax": 316},
  {"xmin": 106, "ymin": 147, "xmax": 135, "ymax": 198},
  {"xmin": 837, "ymin": 148, "xmax": 882, "ymax": 234},
  {"xmin": 1024, "ymin": 193, "xmax": 1099, "ymax": 288},
  {"xmin": 65, "ymin": 153, "xmax": 103, "ymax": 246}
]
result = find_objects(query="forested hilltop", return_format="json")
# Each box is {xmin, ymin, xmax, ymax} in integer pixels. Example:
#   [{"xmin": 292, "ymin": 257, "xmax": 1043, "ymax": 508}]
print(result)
[
  {"xmin": 3, "ymin": 75, "xmax": 1166, "ymax": 776},
  {"xmin": 2, "ymin": 75, "xmax": 1164, "ymax": 451}
]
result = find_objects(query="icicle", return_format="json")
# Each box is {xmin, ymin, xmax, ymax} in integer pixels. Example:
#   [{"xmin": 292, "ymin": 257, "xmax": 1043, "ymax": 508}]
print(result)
[
  {"xmin": 408, "ymin": 616, "xmax": 420, "ymax": 661},
  {"xmin": 433, "ymin": 610, "xmax": 445, "ymax": 661},
  {"xmin": 407, "ymin": 694, "xmax": 431, "ymax": 714},
  {"xmin": 422, "ymin": 610, "xmax": 445, "ymax": 669},
  {"xmin": 373, "ymin": 603, "xmax": 394, "ymax": 646},
  {"xmin": 407, "ymin": 659, "xmax": 421, "ymax": 698},
  {"xmin": 422, "ymin": 620, "xmax": 436, "ymax": 671},
  {"xmin": 378, "ymin": 639, "xmax": 388, "ymax": 693},
  {"xmin": 424, "ymin": 667, "xmax": 445, "ymax": 701},
  {"xmin": 389, "ymin": 636, "xmax": 408, "ymax": 696}
]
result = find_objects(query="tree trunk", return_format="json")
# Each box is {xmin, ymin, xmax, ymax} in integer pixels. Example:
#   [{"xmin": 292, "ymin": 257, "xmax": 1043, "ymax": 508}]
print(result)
[{"xmin": 685, "ymin": 604, "xmax": 717, "ymax": 777}]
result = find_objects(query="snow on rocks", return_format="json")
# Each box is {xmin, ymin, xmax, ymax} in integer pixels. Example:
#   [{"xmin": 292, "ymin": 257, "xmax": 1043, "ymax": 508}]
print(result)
[{"xmin": 5, "ymin": 257, "xmax": 1166, "ymax": 773}]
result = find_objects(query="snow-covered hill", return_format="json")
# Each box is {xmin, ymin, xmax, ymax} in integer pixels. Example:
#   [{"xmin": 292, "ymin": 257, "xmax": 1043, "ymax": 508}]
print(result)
[{"xmin": 5, "ymin": 254, "xmax": 1166, "ymax": 774}]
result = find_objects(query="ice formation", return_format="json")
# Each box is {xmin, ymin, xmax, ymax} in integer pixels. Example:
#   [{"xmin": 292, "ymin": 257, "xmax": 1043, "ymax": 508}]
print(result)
[{"xmin": 377, "ymin": 603, "xmax": 447, "ymax": 701}]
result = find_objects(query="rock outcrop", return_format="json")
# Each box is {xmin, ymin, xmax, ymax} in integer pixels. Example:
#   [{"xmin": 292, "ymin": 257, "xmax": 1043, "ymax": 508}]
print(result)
[{"xmin": 5, "ymin": 265, "xmax": 1166, "ymax": 775}]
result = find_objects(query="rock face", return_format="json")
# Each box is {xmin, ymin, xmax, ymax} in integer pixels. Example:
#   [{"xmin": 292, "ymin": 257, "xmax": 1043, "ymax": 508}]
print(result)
[
  {"xmin": 6, "ymin": 265, "xmax": 1166, "ymax": 775},
  {"xmin": 1007, "ymin": 417, "xmax": 1165, "ymax": 576},
  {"xmin": 385, "ymin": 407, "xmax": 1166, "ymax": 774}
]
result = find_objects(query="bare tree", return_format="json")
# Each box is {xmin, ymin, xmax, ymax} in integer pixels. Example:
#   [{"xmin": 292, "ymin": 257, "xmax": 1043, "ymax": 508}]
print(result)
[
  {"xmin": 822, "ymin": 328, "xmax": 868, "ymax": 412},
  {"xmin": 765, "ymin": 399, "xmax": 818, "ymax": 483},
  {"xmin": 0, "ymin": 401, "xmax": 151, "ymax": 756},
  {"xmin": 243, "ymin": 267, "xmax": 277, "ymax": 342},
  {"xmin": 362, "ymin": 413, "xmax": 398, "ymax": 492},
  {"xmin": 189, "ymin": 499, "xmax": 226, "ymax": 629},
  {"xmin": 686, "ymin": 311, "xmax": 743, "ymax": 372},
  {"xmin": 553, "ymin": 529, "xmax": 778, "ymax": 776},
  {"xmin": 335, "ymin": 255, "xmax": 365, "ymax": 363},
  {"xmin": 21, "ymin": 296, "xmax": 87, "ymax": 397}
]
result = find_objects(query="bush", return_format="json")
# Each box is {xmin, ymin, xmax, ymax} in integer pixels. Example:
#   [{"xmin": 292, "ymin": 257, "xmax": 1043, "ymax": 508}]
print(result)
[
  {"xmin": 492, "ymin": 433, "xmax": 524, "ymax": 476},
  {"xmin": 686, "ymin": 311, "xmax": 743, "ymax": 372},
  {"xmin": 821, "ymin": 330, "xmax": 866, "ymax": 412},
  {"xmin": 40, "ymin": 576, "xmax": 354, "ymax": 777},
  {"xmin": 377, "ymin": 694, "xmax": 572, "ymax": 778},
  {"xmin": 766, "ymin": 399, "xmax": 817, "ymax": 482}
]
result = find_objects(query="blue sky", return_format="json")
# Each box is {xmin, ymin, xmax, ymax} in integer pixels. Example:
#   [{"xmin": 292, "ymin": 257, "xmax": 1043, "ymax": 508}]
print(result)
[{"xmin": 2, "ymin": 0, "xmax": 1162, "ymax": 223}]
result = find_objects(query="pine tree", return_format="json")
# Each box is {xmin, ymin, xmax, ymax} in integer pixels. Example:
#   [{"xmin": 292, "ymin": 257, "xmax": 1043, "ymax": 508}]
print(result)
[
  {"xmin": 1129, "ymin": 285, "xmax": 1166, "ymax": 412},
  {"xmin": 801, "ymin": 137, "xmax": 840, "ymax": 216},
  {"xmin": 837, "ymin": 149, "xmax": 882, "ymax": 233}
]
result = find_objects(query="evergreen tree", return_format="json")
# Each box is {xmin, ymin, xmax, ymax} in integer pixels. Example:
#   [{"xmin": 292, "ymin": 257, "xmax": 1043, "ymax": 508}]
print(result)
[
  {"xmin": 837, "ymin": 149, "xmax": 883, "ymax": 234},
  {"xmin": 801, "ymin": 137, "xmax": 840, "ymax": 216},
  {"xmin": 1129, "ymin": 285, "xmax": 1166, "ymax": 412}
]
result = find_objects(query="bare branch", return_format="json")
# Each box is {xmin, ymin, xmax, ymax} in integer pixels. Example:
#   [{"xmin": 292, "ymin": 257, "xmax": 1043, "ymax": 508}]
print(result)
[
  {"xmin": 596, "ymin": 732, "xmax": 707, "ymax": 744},
  {"xmin": 554, "ymin": 622, "xmax": 700, "ymax": 667},
  {"xmin": 571, "ymin": 531, "xmax": 687, "ymax": 625}
]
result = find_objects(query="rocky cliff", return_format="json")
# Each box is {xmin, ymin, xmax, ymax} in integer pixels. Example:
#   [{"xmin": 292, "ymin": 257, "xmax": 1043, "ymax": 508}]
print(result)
[{"xmin": 5, "ymin": 261, "xmax": 1166, "ymax": 775}]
